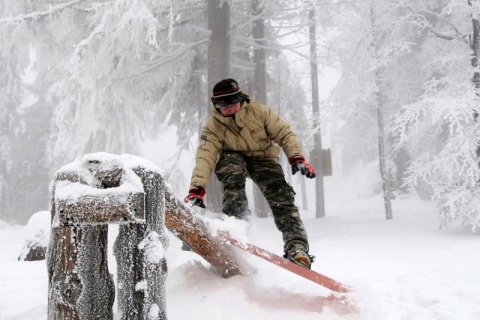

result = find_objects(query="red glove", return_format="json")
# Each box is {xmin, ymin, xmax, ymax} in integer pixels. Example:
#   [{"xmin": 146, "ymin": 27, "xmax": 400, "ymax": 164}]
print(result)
[
  {"xmin": 184, "ymin": 187, "xmax": 206, "ymax": 208},
  {"xmin": 289, "ymin": 156, "xmax": 316, "ymax": 178}
]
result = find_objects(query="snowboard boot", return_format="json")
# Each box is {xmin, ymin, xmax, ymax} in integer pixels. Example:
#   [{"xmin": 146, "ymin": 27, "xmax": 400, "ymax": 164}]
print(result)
[{"xmin": 284, "ymin": 240, "xmax": 314, "ymax": 269}]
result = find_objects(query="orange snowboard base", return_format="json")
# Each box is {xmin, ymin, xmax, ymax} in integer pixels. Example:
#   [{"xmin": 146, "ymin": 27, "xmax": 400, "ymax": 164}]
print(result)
[{"xmin": 217, "ymin": 232, "xmax": 351, "ymax": 294}]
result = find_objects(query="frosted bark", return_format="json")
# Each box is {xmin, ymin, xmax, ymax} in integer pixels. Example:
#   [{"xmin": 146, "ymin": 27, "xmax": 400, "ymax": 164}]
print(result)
[
  {"xmin": 47, "ymin": 152, "xmax": 242, "ymax": 320},
  {"xmin": 114, "ymin": 167, "xmax": 168, "ymax": 320},
  {"xmin": 47, "ymin": 153, "xmax": 167, "ymax": 320},
  {"xmin": 164, "ymin": 186, "xmax": 241, "ymax": 278},
  {"xmin": 55, "ymin": 190, "xmax": 145, "ymax": 225},
  {"xmin": 47, "ymin": 225, "xmax": 114, "ymax": 320}
]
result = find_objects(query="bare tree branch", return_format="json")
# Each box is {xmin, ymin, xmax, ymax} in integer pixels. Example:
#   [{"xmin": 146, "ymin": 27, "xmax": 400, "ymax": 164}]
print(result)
[{"xmin": 405, "ymin": 5, "xmax": 468, "ymax": 44}]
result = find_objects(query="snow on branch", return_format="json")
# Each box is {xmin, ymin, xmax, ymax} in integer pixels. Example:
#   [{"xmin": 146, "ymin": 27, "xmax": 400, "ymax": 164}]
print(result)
[
  {"xmin": 114, "ymin": 38, "xmax": 209, "ymax": 81},
  {"xmin": 405, "ymin": 6, "xmax": 468, "ymax": 44},
  {"xmin": 394, "ymin": 85, "xmax": 480, "ymax": 230},
  {"xmin": 0, "ymin": 0, "xmax": 86, "ymax": 24}
]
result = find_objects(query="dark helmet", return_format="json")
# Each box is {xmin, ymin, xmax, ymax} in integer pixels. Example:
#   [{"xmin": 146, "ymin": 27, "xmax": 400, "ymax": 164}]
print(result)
[{"xmin": 211, "ymin": 78, "xmax": 244, "ymax": 109}]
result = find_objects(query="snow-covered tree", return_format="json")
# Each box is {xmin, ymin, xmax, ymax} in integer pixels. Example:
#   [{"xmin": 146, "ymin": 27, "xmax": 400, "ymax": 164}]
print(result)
[
  {"xmin": 0, "ymin": 1, "xmax": 211, "ymax": 221},
  {"xmin": 325, "ymin": 0, "xmax": 480, "ymax": 228},
  {"xmin": 0, "ymin": 1, "xmax": 41, "ymax": 223},
  {"xmin": 395, "ymin": 1, "xmax": 480, "ymax": 229}
]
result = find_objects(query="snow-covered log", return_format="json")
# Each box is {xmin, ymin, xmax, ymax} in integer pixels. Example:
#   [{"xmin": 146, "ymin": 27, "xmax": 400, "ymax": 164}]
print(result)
[
  {"xmin": 164, "ymin": 187, "xmax": 242, "ymax": 278},
  {"xmin": 47, "ymin": 153, "xmax": 168, "ymax": 320}
]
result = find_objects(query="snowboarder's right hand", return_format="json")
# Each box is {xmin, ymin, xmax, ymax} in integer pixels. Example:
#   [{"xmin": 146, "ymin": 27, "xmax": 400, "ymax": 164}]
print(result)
[{"xmin": 184, "ymin": 187, "xmax": 206, "ymax": 208}]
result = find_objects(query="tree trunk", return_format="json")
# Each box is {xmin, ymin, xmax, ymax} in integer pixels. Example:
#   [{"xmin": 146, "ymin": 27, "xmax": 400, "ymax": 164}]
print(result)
[
  {"xmin": 194, "ymin": 55, "xmax": 204, "ymax": 138},
  {"xmin": 470, "ymin": 0, "xmax": 480, "ymax": 159},
  {"xmin": 308, "ymin": 4, "xmax": 326, "ymax": 218},
  {"xmin": 375, "ymin": 85, "xmax": 393, "ymax": 220},
  {"xmin": 207, "ymin": 0, "xmax": 231, "ymax": 213},
  {"xmin": 252, "ymin": 0, "xmax": 267, "ymax": 104},
  {"xmin": 371, "ymin": 1, "xmax": 393, "ymax": 220},
  {"xmin": 300, "ymin": 175, "xmax": 308, "ymax": 210},
  {"xmin": 252, "ymin": 0, "xmax": 270, "ymax": 218},
  {"xmin": 392, "ymin": 148, "xmax": 410, "ymax": 194},
  {"xmin": 253, "ymin": 185, "xmax": 270, "ymax": 217}
]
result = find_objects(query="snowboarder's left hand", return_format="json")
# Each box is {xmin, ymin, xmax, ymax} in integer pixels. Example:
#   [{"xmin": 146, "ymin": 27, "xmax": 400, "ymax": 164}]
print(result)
[
  {"xmin": 289, "ymin": 156, "xmax": 316, "ymax": 178},
  {"xmin": 184, "ymin": 187, "xmax": 206, "ymax": 208}
]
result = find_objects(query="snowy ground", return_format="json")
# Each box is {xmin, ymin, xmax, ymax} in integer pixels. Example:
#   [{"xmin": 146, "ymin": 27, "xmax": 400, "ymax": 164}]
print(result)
[{"xmin": 1, "ymin": 191, "xmax": 479, "ymax": 320}]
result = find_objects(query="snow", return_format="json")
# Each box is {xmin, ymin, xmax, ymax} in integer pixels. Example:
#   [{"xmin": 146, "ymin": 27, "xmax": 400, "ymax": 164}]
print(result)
[
  {"xmin": 138, "ymin": 231, "xmax": 166, "ymax": 265},
  {"xmin": 1, "ymin": 189, "xmax": 480, "ymax": 320},
  {"xmin": 17, "ymin": 211, "xmax": 50, "ymax": 261},
  {"xmin": 22, "ymin": 211, "xmax": 50, "ymax": 248},
  {"xmin": 147, "ymin": 304, "xmax": 160, "ymax": 320},
  {"xmin": 55, "ymin": 151, "xmax": 163, "ymax": 191}
]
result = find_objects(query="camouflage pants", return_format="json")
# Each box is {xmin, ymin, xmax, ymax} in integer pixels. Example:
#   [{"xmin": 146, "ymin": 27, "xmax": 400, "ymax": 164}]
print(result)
[{"xmin": 214, "ymin": 151, "xmax": 309, "ymax": 250}]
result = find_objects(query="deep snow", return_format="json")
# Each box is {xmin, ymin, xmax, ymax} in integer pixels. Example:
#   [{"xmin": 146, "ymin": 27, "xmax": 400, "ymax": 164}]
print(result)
[
  {"xmin": 1, "ymin": 129, "xmax": 479, "ymax": 319},
  {"xmin": 1, "ymin": 190, "xmax": 479, "ymax": 320}
]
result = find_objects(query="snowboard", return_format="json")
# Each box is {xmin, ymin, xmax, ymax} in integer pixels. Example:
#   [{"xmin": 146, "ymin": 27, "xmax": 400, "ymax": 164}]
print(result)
[{"xmin": 217, "ymin": 232, "xmax": 351, "ymax": 294}]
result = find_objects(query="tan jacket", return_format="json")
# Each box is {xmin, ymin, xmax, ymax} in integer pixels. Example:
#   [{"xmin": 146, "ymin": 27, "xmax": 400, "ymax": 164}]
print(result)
[{"xmin": 190, "ymin": 100, "xmax": 304, "ymax": 189}]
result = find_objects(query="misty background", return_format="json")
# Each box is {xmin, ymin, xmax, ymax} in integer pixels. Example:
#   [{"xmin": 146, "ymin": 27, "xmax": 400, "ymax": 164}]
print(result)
[{"xmin": 1, "ymin": 0, "xmax": 480, "ymax": 231}]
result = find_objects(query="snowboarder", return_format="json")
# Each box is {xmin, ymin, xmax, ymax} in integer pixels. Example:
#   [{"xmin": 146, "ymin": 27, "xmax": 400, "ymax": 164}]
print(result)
[{"xmin": 184, "ymin": 78, "xmax": 316, "ymax": 269}]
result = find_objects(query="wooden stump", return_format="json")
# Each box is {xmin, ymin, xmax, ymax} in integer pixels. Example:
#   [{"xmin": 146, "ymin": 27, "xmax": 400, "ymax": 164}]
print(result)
[
  {"xmin": 47, "ymin": 154, "xmax": 165, "ymax": 320},
  {"xmin": 47, "ymin": 225, "xmax": 114, "ymax": 320},
  {"xmin": 113, "ymin": 168, "xmax": 168, "ymax": 320},
  {"xmin": 47, "ymin": 153, "xmax": 242, "ymax": 320}
]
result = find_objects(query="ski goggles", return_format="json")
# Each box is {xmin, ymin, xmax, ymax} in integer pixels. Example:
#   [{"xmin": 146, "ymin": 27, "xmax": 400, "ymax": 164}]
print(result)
[{"xmin": 211, "ymin": 92, "xmax": 243, "ymax": 109}]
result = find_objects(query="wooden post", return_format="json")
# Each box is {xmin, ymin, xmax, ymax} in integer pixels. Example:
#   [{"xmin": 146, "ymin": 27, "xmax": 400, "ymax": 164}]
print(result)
[
  {"xmin": 47, "ymin": 154, "xmax": 166, "ymax": 320},
  {"xmin": 47, "ymin": 153, "xmax": 242, "ymax": 320},
  {"xmin": 113, "ymin": 168, "xmax": 168, "ymax": 320},
  {"xmin": 47, "ymin": 170, "xmax": 116, "ymax": 320}
]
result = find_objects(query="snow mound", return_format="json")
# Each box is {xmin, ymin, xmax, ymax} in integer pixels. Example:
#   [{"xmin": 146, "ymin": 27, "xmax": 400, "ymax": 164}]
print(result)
[
  {"xmin": 24, "ymin": 211, "xmax": 51, "ymax": 248},
  {"xmin": 18, "ymin": 211, "xmax": 51, "ymax": 261}
]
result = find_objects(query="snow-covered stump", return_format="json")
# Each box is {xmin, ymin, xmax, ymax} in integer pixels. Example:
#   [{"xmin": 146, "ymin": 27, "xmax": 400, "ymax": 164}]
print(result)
[
  {"xmin": 114, "ymin": 167, "xmax": 167, "ymax": 320},
  {"xmin": 47, "ymin": 153, "xmax": 168, "ymax": 320},
  {"xmin": 48, "ymin": 224, "xmax": 115, "ymax": 320}
]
